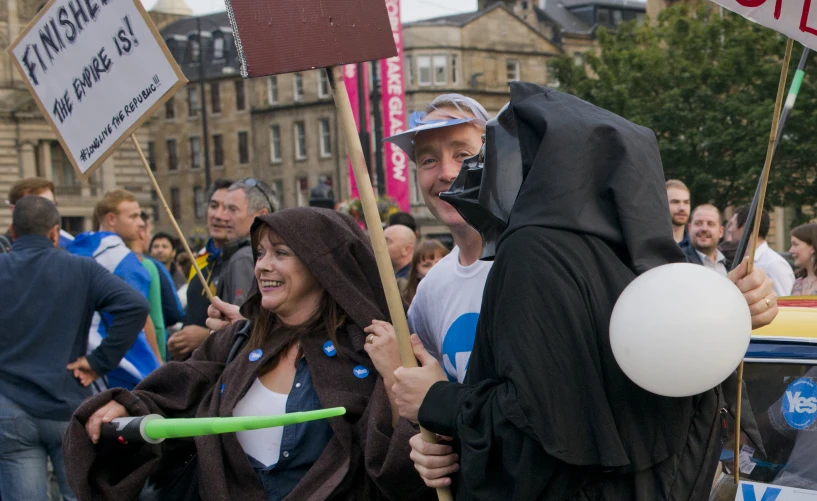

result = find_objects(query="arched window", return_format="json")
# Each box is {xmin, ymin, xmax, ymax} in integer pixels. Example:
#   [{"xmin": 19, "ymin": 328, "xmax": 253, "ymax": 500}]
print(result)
[
  {"xmin": 165, "ymin": 39, "xmax": 179, "ymax": 60},
  {"xmin": 212, "ymin": 32, "xmax": 225, "ymax": 60},
  {"xmin": 186, "ymin": 36, "xmax": 200, "ymax": 63}
]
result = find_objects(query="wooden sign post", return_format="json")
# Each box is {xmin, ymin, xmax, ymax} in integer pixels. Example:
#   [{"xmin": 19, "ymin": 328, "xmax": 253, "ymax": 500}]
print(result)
[
  {"xmin": 223, "ymin": 1, "xmax": 451, "ymax": 499},
  {"xmin": 706, "ymin": 0, "xmax": 813, "ymax": 487},
  {"xmin": 8, "ymin": 0, "xmax": 213, "ymax": 300}
]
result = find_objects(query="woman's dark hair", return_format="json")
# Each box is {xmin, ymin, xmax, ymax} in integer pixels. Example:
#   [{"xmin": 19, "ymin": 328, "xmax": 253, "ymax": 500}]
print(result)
[
  {"xmin": 791, "ymin": 223, "xmax": 817, "ymax": 278},
  {"xmin": 247, "ymin": 225, "xmax": 347, "ymax": 370},
  {"xmin": 405, "ymin": 238, "xmax": 449, "ymax": 303}
]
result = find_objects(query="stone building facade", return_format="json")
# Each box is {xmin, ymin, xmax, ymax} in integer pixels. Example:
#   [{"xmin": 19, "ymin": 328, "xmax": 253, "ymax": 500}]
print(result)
[{"xmin": 0, "ymin": 0, "xmax": 167, "ymax": 234}]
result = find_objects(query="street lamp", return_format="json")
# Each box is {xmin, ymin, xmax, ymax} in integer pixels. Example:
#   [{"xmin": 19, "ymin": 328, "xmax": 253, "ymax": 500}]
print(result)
[{"xmin": 196, "ymin": 15, "xmax": 212, "ymax": 189}]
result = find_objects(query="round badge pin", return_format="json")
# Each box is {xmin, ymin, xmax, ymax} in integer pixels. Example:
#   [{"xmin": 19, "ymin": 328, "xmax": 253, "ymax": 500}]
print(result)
[
  {"xmin": 353, "ymin": 365, "xmax": 369, "ymax": 379},
  {"xmin": 323, "ymin": 341, "xmax": 337, "ymax": 357},
  {"xmin": 783, "ymin": 377, "xmax": 817, "ymax": 430},
  {"xmin": 248, "ymin": 349, "xmax": 263, "ymax": 363}
]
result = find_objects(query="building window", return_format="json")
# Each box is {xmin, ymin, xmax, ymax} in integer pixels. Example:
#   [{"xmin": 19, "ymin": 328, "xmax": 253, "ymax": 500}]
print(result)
[
  {"xmin": 170, "ymin": 187, "xmax": 181, "ymax": 219},
  {"xmin": 296, "ymin": 176, "xmax": 308, "ymax": 206},
  {"xmin": 187, "ymin": 87, "xmax": 199, "ymax": 117},
  {"xmin": 151, "ymin": 190, "xmax": 160, "ymax": 222},
  {"xmin": 167, "ymin": 139, "xmax": 178, "ymax": 171},
  {"xmin": 318, "ymin": 70, "xmax": 330, "ymax": 98},
  {"xmin": 451, "ymin": 54, "xmax": 459, "ymax": 84},
  {"xmin": 211, "ymin": 82, "xmax": 221, "ymax": 113},
  {"xmin": 212, "ymin": 32, "xmax": 225, "ymax": 59},
  {"xmin": 270, "ymin": 125, "xmax": 281, "ymax": 163},
  {"xmin": 235, "ymin": 80, "xmax": 245, "ymax": 110},
  {"xmin": 190, "ymin": 136, "xmax": 201, "ymax": 169},
  {"xmin": 186, "ymin": 37, "xmax": 200, "ymax": 63},
  {"xmin": 319, "ymin": 119, "xmax": 331, "ymax": 157},
  {"xmin": 597, "ymin": 8, "xmax": 612, "ymax": 26},
  {"xmin": 294, "ymin": 121, "xmax": 306, "ymax": 160},
  {"xmin": 194, "ymin": 186, "xmax": 205, "ymax": 218},
  {"xmin": 433, "ymin": 55, "xmax": 447, "ymax": 85},
  {"xmin": 294, "ymin": 73, "xmax": 304, "ymax": 101},
  {"xmin": 213, "ymin": 134, "xmax": 224, "ymax": 166},
  {"xmin": 417, "ymin": 55, "xmax": 431, "ymax": 86},
  {"xmin": 238, "ymin": 131, "xmax": 249, "ymax": 164},
  {"xmin": 547, "ymin": 65, "xmax": 560, "ymax": 87},
  {"xmin": 267, "ymin": 76, "xmax": 278, "ymax": 104},
  {"xmin": 405, "ymin": 55, "xmax": 414, "ymax": 86},
  {"xmin": 165, "ymin": 97, "xmax": 175, "ymax": 119},
  {"xmin": 147, "ymin": 141, "xmax": 156, "ymax": 171},
  {"xmin": 506, "ymin": 59, "xmax": 520, "ymax": 82},
  {"xmin": 50, "ymin": 141, "xmax": 75, "ymax": 188}
]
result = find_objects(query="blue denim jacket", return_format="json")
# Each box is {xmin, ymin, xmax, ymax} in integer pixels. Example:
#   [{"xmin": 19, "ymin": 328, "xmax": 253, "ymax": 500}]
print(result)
[{"xmin": 247, "ymin": 358, "xmax": 333, "ymax": 501}]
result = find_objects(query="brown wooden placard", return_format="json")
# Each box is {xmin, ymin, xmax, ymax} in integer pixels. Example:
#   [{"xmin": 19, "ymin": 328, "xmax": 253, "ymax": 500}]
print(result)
[
  {"xmin": 225, "ymin": 0, "xmax": 397, "ymax": 77},
  {"xmin": 7, "ymin": 0, "xmax": 188, "ymax": 181}
]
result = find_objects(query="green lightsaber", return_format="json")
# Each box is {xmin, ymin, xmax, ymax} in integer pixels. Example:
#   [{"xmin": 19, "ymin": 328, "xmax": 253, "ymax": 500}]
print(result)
[{"xmin": 100, "ymin": 407, "xmax": 346, "ymax": 445}]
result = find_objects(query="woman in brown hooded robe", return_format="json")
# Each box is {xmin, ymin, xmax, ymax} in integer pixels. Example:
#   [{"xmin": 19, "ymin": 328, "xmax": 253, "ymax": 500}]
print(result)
[{"xmin": 63, "ymin": 208, "xmax": 433, "ymax": 501}]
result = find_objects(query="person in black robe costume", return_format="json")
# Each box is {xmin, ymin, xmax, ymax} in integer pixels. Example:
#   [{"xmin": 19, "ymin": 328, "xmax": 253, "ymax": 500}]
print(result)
[{"xmin": 390, "ymin": 82, "xmax": 776, "ymax": 500}]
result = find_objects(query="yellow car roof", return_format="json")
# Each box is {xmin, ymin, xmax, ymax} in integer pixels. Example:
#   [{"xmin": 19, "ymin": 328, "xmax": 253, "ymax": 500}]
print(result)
[{"xmin": 752, "ymin": 296, "xmax": 817, "ymax": 341}]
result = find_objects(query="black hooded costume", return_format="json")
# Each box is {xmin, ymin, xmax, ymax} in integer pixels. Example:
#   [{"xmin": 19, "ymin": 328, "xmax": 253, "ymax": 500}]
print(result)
[
  {"xmin": 419, "ymin": 83, "xmax": 723, "ymax": 500},
  {"xmin": 63, "ymin": 208, "xmax": 433, "ymax": 501}
]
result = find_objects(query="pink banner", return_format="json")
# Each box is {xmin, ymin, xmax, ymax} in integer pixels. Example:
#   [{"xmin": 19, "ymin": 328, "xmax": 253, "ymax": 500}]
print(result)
[
  {"xmin": 343, "ymin": 64, "xmax": 371, "ymax": 200},
  {"xmin": 380, "ymin": 0, "xmax": 410, "ymax": 211}
]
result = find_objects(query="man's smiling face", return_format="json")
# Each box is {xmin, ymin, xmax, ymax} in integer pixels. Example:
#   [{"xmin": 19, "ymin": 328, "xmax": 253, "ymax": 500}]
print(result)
[{"xmin": 413, "ymin": 110, "xmax": 484, "ymax": 229}]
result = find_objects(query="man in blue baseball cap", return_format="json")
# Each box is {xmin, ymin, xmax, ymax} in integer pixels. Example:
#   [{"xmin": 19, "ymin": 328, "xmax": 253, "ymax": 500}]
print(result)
[{"xmin": 379, "ymin": 94, "xmax": 492, "ymax": 386}]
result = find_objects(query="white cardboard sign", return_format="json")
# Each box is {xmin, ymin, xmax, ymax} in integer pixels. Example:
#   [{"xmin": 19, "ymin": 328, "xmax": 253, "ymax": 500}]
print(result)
[
  {"xmin": 710, "ymin": 0, "xmax": 817, "ymax": 52},
  {"xmin": 737, "ymin": 481, "xmax": 817, "ymax": 501},
  {"xmin": 8, "ymin": 0, "xmax": 186, "ymax": 178}
]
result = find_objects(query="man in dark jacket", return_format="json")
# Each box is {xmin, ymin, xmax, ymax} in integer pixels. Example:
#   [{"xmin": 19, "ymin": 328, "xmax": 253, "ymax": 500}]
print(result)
[
  {"xmin": 683, "ymin": 204, "xmax": 731, "ymax": 274},
  {"xmin": 0, "ymin": 196, "xmax": 149, "ymax": 500}
]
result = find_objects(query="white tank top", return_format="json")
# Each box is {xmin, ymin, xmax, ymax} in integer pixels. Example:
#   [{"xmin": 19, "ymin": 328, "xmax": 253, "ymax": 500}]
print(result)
[{"xmin": 233, "ymin": 378, "xmax": 289, "ymax": 467}]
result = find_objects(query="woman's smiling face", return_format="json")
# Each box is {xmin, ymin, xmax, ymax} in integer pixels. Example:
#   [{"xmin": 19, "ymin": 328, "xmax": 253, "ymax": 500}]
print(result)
[{"xmin": 254, "ymin": 230, "xmax": 324, "ymax": 325}]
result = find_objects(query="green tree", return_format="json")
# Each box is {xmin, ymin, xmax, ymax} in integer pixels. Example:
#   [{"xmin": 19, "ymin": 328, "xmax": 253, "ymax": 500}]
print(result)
[{"xmin": 552, "ymin": 3, "xmax": 817, "ymax": 212}]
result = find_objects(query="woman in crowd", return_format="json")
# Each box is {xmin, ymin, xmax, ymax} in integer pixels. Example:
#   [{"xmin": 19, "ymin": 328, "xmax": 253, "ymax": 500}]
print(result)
[
  {"xmin": 63, "ymin": 208, "xmax": 432, "ymax": 501},
  {"xmin": 150, "ymin": 232, "xmax": 187, "ymax": 290},
  {"xmin": 790, "ymin": 223, "xmax": 817, "ymax": 296},
  {"xmin": 404, "ymin": 239, "xmax": 449, "ymax": 303}
]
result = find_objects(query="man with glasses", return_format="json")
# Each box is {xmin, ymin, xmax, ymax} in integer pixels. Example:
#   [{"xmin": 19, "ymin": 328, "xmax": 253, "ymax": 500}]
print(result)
[{"xmin": 217, "ymin": 178, "xmax": 276, "ymax": 306}]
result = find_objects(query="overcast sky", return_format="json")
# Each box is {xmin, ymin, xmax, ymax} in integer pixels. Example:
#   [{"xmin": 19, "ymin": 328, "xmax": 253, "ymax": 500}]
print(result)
[{"xmin": 140, "ymin": 0, "xmax": 478, "ymax": 22}]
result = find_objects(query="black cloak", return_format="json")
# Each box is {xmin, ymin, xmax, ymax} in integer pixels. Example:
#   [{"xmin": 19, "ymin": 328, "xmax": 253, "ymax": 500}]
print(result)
[{"xmin": 418, "ymin": 83, "xmax": 722, "ymax": 500}]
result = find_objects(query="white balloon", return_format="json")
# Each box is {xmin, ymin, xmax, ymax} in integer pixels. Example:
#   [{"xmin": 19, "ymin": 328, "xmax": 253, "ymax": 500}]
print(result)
[{"xmin": 610, "ymin": 263, "xmax": 751, "ymax": 397}]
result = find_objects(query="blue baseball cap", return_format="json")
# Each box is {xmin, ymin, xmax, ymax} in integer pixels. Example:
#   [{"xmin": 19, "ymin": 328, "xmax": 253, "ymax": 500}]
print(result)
[{"xmin": 384, "ymin": 94, "xmax": 490, "ymax": 163}]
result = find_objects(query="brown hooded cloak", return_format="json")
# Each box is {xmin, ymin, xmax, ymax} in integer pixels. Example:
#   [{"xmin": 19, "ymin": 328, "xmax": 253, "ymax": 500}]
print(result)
[{"xmin": 64, "ymin": 208, "xmax": 432, "ymax": 501}]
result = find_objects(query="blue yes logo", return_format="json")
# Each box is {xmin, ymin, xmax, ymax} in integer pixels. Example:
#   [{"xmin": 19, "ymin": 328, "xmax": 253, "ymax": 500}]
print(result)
[
  {"xmin": 782, "ymin": 377, "xmax": 817, "ymax": 430},
  {"xmin": 441, "ymin": 313, "xmax": 479, "ymax": 383},
  {"xmin": 740, "ymin": 484, "xmax": 782, "ymax": 501}
]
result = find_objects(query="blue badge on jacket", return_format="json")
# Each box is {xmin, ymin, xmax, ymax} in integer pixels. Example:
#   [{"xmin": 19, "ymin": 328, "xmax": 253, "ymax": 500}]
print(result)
[
  {"xmin": 248, "ymin": 349, "xmax": 263, "ymax": 362},
  {"xmin": 353, "ymin": 365, "xmax": 369, "ymax": 378},
  {"xmin": 323, "ymin": 341, "xmax": 337, "ymax": 357}
]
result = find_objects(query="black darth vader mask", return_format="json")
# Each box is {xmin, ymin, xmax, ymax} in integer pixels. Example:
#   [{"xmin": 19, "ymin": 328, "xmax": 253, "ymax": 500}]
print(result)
[{"xmin": 440, "ymin": 102, "xmax": 523, "ymax": 260}]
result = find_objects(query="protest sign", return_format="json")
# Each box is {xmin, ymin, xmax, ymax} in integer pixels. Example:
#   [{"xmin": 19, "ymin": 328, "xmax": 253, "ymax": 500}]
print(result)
[
  {"xmin": 709, "ymin": 0, "xmax": 817, "ymax": 51},
  {"xmin": 8, "ymin": 0, "xmax": 186, "ymax": 179},
  {"xmin": 225, "ymin": 1, "xmax": 449, "ymax": 498},
  {"xmin": 737, "ymin": 481, "xmax": 817, "ymax": 500}
]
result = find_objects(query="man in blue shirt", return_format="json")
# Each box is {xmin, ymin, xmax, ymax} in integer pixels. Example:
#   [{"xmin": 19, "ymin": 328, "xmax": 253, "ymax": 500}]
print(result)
[
  {"xmin": 68, "ymin": 190, "xmax": 161, "ymax": 389},
  {"xmin": 0, "ymin": 196, "xmax": 148, "ymax": 500}
]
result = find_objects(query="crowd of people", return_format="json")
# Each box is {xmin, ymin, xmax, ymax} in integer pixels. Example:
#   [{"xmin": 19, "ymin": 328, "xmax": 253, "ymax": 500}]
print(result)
[
  {"xmin": 0, "ymin": 84, "xmax": 805, "ymax": 501},
  {"xmin": 665, "ymin": 178, "xmax": 817, "ymax": 296}
]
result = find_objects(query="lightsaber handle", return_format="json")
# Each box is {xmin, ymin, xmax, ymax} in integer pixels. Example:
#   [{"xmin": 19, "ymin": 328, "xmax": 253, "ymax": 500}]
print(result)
[{"xmin": 101, "ymin": 414, "xmax": 165, "ymax": 445}]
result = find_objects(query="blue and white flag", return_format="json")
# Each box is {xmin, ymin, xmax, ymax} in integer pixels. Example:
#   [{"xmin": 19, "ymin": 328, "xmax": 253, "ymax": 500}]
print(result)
[
  {"xmin": 58, "ymin": 229, "xmax": 74, "ymax": 249},
  {"xmin": 67, "ymin": 232, "xmax": 159, "ymax": 390}
]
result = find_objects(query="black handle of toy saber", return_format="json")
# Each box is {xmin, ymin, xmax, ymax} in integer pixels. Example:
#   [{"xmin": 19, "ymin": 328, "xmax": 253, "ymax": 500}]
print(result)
[{"xmin": 100, "ymin": 414, "xmax": 164, "ymax": 445}]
